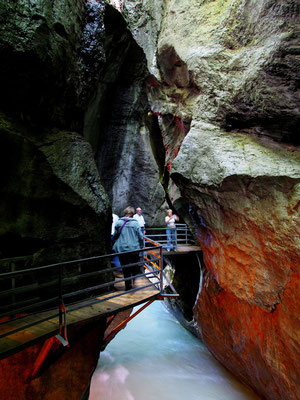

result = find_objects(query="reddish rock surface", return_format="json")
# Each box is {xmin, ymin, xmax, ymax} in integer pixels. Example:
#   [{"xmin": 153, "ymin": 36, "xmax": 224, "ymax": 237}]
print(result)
[
  {"xmin": 0, "ymin": 309, "xmax": 133, "ymax": 400},
  {"xmin": 110, "ymin": 1, "xmax": 300, "ymax": 397},
  {"xmin": 171, "ymin": 137, "xmax": 299, "ymax": 400},
  {"xmin": 194, "ymin": 244, "xmax": 299, "ymax": 400},
  {"xmin": 0, "ymin": 322, "xmax": 105, "ymax": 400}
]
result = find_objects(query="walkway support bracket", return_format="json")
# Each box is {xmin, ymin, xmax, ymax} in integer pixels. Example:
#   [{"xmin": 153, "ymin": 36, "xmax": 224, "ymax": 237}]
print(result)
[
  {"xmin": 102, "ymin": 299, "xmax": 155, "ymax": 349},
  {"xmin": 29, "ymin": 336, "xmax": 57, "ymax": 379}
]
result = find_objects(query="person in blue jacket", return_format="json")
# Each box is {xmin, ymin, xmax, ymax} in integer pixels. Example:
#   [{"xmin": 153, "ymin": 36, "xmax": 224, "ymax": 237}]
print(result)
[{"xmin": 113, "ymin": 206, "xmax": 144, "ymax": 290}]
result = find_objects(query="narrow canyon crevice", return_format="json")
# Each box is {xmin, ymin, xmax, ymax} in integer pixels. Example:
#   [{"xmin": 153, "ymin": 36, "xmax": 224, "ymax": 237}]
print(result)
[
  {"xmin": 90, "ymin": 5, "xmax": 168, "ymax": 224},
  {"xmin": 163, "ymin": 252, "xmax": 202, "ymax": 336}
]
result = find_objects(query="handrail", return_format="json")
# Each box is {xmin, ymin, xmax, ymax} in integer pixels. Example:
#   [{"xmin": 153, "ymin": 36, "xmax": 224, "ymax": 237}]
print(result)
[
  {"xmin": 144, "ymin": 224, "xmax": 195, "ymax": 247},
  {"xmin": 0, "ymin": 240, "xmax": 175, "ymax": 339},
  {"xmin": 143, "ymin": 236, "xmax": 164, "ymax": 294},
  {"xmin": 0, "ymin": 247, "xmax": 154, "ymax": 280}
]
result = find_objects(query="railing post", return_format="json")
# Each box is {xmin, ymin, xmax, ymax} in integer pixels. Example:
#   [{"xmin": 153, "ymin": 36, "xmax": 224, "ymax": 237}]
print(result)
[
  {"xmin": 57, "ymin": 264, "xmax": 68, "ymax": 344},
  {"xmin": 185, "ymin": 226, "xmax": 188, "ymax": 244},
  {"xmin": 58, "ymin": 265, "xmax": 62, "ymax": 302},
  {"xmin": 11, "ymin": 262, "xmax": 16, "ymax": 308},
  {"xmin": 159, "ymin": 246, "xmax": 164, "ymax": 294},
  {"xmin": 58, "ymin": 265, "xmax": 62, "ymax": 327}
]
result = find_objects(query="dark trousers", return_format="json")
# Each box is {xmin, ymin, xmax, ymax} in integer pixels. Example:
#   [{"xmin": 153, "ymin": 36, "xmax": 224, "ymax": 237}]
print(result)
[{"xmin": 118, "ymin": 253, "xmax": 140, "ymax": 290}]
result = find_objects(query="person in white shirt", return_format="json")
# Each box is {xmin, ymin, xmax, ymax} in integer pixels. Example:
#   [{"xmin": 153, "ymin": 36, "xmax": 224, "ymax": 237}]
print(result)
[
  {"xmin": 111, "ymin": 213, "xmax": 121, "ymax": 270},
  {"xmin": 165, "ymin": 209, "xmax": 179, "ymax": 251},
  {"xmin": 133, "ymin": 207, "xmax": 146, "ymax": 235},
  {"xmin": 111, "ymin": 213, "xmax": 119, "ymax": 237}
]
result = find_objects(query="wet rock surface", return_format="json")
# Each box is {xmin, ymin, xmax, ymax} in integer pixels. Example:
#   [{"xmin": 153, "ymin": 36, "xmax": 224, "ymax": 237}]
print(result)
[
  {"xmin": 0, "ymin": 0, "xmax": 87, "ymax": 129},
  {"xmin": 194, "ymin": 266, "xmax": 300, "ymax": 400}
]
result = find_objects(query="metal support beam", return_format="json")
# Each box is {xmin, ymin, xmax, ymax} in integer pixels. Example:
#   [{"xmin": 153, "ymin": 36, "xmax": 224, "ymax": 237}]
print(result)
[
  {"xmin": 29, "ymin": 336, "xmax": 57, "ymax": 379},
  {"xmin": 103, "ymin": 299, "xmax": 155, "ymax": 347}
]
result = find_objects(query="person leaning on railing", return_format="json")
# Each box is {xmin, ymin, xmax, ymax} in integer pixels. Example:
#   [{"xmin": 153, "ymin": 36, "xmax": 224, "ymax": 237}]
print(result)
[
  {"xmin": 112, "ymin": 206, "xmax": 144, "ymax": 290},
  {"xmin": 165, "ymin": 209, "xmax": 179, "ymax": 251}
]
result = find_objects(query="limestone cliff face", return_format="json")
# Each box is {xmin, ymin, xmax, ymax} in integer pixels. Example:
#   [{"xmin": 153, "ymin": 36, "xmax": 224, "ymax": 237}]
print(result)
[{"xmin": 113, "ymin": 0, "xmax": 300, "ymax": 398}]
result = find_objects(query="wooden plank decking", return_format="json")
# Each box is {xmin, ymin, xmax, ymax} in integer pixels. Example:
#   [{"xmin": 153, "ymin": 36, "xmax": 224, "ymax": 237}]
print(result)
[
  {"xmin": 164, "ymin": 244, "xmax": 201, "ymax": 254},
  {"xmin": 150, "ymin": 244, "xmax": 201, "ymax": 255},
  {"xmin": 0, "ymin": 275, "xmax": 160, "ymax": 360}
]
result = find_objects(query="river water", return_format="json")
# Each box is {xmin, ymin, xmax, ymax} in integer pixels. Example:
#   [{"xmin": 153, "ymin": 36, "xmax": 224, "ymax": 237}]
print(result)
[{"xmin": 89, "ymin": 301, "xmax": 258, "ymax": 400}]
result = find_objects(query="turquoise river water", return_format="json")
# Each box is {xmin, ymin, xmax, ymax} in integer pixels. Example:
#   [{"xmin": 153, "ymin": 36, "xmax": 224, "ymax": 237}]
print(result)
[{"xmin": 89, "ymin": 301, "xmax": 258, "ymax": 400}]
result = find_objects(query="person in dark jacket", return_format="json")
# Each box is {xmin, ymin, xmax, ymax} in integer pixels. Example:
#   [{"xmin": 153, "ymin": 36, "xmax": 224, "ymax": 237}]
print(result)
[{"xmin": 113, "ymin": 206, "xmax": 143, "ymax": 290}]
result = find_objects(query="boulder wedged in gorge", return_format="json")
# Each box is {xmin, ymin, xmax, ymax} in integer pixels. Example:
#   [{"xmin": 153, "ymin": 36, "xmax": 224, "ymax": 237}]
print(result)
[{"xmin": 116, "ymin": 0, "xmax": 300, "ymax": 398}]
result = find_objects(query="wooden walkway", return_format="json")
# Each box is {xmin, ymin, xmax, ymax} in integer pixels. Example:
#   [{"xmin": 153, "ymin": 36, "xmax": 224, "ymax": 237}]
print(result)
[
  {"xmin": 0, "ymin": 242, "xmax": 199, "ymax": 360},
  {"xmin": 0, "ymin": 275, "xmax": 160, "ymax": 360},
  {"xmin": 163, "ymin": 244, "xmax": 201, "ymax": 254},
  {"xmin": 147, "ymin": 244, "xmax": 201, "ymax": 256}
]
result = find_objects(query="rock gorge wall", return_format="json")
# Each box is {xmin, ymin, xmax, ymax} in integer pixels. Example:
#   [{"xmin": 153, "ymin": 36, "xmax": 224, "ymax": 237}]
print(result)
[
  {"xmin": 112, "ymin": 0, "xmax": 300, "ymax": 399},
  {"xmin": 0, "ymin": 2, "xmax": 169, "ymax": 398},
  {"xmin": 0, "ymin": 2, "xmax": 111, "ymax": 399},
  {"xmin": 0, "ymin": 321, "xmax": 106, "ymax": 400},
  {"xmin": 90, "ymin": 6, "xmax": 167, "ymax": 223},
  {"xmin": 0, "ymin": 0, "xmax": 170, "ymax": 259},
  {"xmin": 0, "ymin": 0, "xmax": 299, "ymax": 399},
  {"xmin": 0, "ymin": 0, "xmax": 111, "ymax": 263}
]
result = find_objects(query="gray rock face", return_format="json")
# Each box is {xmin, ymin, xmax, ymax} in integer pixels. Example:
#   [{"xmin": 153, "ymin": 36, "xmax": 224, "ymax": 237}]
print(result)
[
  {"xmin": 123, "ymin": 0, "xmax": 167, "ymax": 74},
  {"xmin": 0, "ymin": 0, "xmax": 87, "ymax": 129},
  {"xmin": 172, "ymin": 121, "xmax": 300, "ymax": 186},
  {"xmin": 91, "ymin": 5, "xmax": 167, "ymax": 226},
  {"xmin": 79, "ymin": 0, "xmax": 106, "ymax": 107},
  {"xmin": 0, "ymin": 0, "xmax": 111, "ymax": 264},
  {"xmin": 0, "ymin": 114, "xmax": 110, "ymax": 262}
]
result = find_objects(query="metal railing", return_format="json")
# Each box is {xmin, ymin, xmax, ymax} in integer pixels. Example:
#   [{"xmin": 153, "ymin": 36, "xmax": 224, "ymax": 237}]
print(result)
[
  {"xmin": 144, "ymin": 224, "xmax": 195, "ymax": 248},
  {"xmin": 0, "ymin": 237, "xmax": 177, "ymax": 343}
]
